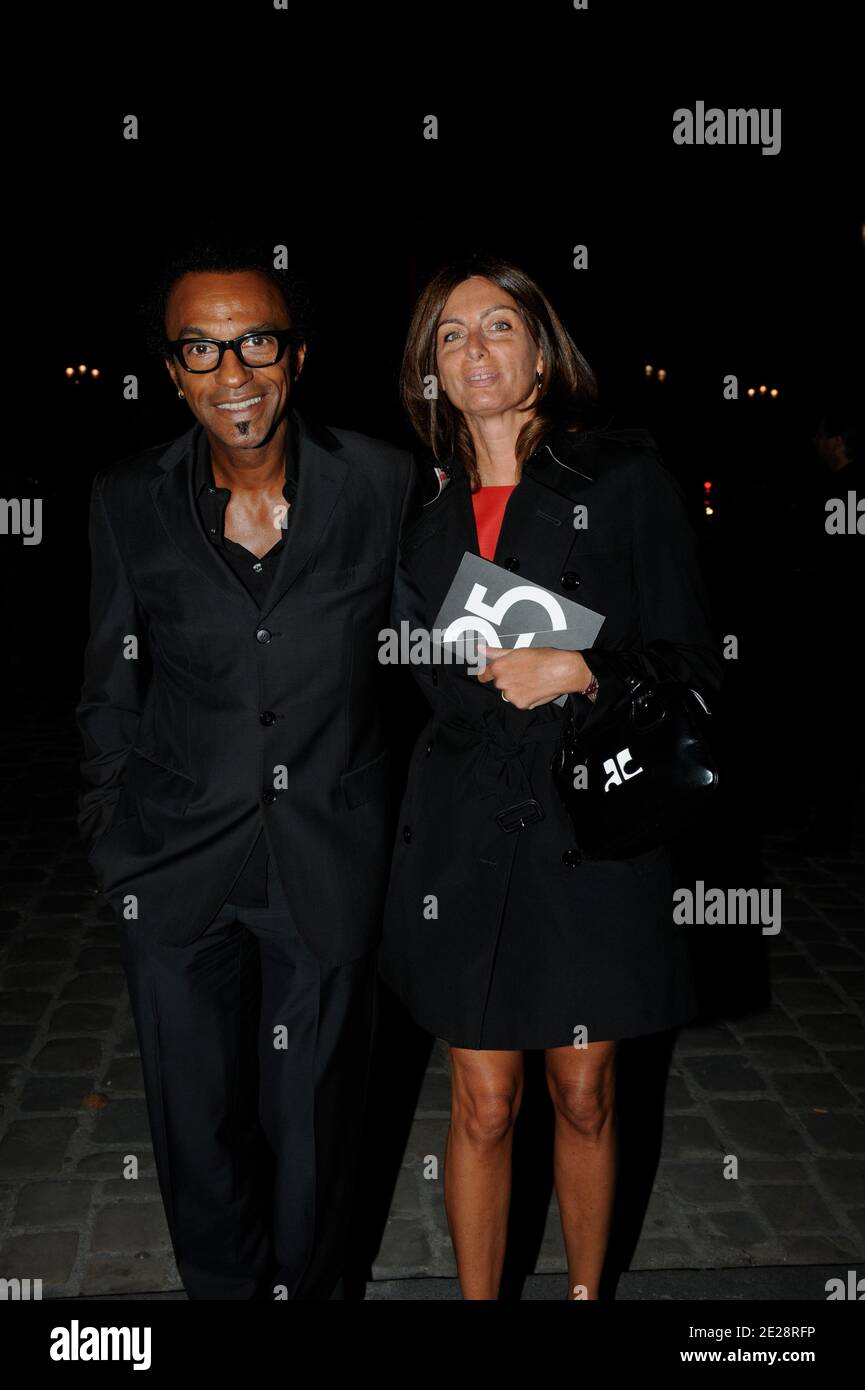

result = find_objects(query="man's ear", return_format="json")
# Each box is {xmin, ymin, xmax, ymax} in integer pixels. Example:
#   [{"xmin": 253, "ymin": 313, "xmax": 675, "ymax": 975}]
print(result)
[{"xmin": 165, "ymin": 356, "xmax": 180, "ymax": 391}]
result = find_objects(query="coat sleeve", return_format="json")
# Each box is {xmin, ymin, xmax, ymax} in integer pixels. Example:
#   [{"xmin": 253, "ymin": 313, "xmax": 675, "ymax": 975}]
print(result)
[
  {"xmin": 75, "ymin": 472, "xmax": 152, "ymax": 856},
  {"xmin": 568, "ymin": 448, "xmax": 723, "ymax": 734}
]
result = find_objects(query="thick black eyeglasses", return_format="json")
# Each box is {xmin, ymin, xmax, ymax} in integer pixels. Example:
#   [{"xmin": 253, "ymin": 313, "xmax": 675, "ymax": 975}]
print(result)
[{"xmin": 166, "ymin": 329, "xmax": 294, "ymax": 373}]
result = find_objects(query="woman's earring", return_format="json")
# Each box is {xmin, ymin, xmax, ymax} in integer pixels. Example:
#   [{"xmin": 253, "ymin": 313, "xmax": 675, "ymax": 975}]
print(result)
[
  {"xmin": 177, "ymin": 390, "xmax": 184, "ymax": 399},
  {"xmin": 536, "ymin": 371, "xmax": 543, "ymax": 387}
]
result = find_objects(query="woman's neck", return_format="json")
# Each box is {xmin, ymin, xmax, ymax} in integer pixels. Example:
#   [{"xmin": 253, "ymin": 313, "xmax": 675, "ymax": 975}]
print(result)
[{"xmin": 467, "ymin": 413, "xmax": 525, "ymax": 486}]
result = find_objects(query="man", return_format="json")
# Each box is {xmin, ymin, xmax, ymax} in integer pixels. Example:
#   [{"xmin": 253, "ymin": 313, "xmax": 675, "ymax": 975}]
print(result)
[{"xmin": 76, "ymin": 245, "xmax": 421, "ymax": 1299}]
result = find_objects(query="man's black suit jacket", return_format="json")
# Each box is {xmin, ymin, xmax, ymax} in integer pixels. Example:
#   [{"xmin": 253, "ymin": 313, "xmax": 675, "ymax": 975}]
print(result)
[{"xmin": 76, "ymin": 409, "xmax": 419, "ymax": 965}]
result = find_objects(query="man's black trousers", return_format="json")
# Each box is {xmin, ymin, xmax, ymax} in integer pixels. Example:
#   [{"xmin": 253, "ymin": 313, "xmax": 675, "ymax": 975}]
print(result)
[{"xmin": 117, "ymin": 855, "xmax": 377, "ymax": 1300}]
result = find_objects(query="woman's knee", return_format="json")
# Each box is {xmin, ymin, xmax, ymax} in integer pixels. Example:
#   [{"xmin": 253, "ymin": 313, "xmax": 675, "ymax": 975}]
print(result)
[
  {"xmin": 449, "ymin": 1049, "xmax": 523, "ymax": 1147},
  {"xmin": 548, "ymin": 1077, "xmax": 614, "ymax": 1138},
  {"xmin": 545, "ymin": 1046, "xmax": 617, "ymax": 1138},
  {"xmin": 451, "ymin": 1086, "xmax": 520, "ymax": 1146}
]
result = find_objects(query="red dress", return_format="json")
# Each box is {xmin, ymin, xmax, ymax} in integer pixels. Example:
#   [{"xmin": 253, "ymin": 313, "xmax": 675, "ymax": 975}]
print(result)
[{"xmin": 471, "ymin": 484, "xmax": 516, "ymax": 560}]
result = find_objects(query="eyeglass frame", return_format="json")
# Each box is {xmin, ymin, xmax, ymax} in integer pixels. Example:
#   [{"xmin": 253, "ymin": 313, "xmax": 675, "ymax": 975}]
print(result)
[{"xmin": 165, "ymin": 328, "xmax": 296, "ymax": 373}]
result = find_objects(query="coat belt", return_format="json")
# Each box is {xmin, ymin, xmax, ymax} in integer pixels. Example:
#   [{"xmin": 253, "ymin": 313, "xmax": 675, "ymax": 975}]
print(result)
[{"xmin": 435, "ymin": 710, "xmax": 564, "ymax": 800}]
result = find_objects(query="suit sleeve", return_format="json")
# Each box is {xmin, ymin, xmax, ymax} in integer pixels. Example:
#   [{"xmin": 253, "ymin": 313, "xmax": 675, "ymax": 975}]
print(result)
[
  {"xmin": 75, "ymin": 472, "xmax": 151, "ymax": 856},
  {"xmin": 569, "ymin": 450, "xmax": 723, "ymax": 734}
]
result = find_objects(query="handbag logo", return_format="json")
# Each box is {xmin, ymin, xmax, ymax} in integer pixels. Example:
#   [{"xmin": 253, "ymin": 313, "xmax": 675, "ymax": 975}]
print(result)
[{"xmin": 603, "ymin": 747, "xmax": 644, "ymax": 791}]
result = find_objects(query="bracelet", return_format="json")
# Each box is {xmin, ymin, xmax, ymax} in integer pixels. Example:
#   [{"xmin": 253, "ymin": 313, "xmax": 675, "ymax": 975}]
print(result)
[{"xmin": 582, "ymin": 673, "xmax": 599, "ymax": 700}]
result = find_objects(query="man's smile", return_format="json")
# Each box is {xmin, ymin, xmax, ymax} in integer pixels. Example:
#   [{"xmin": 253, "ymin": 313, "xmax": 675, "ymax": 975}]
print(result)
[{"xmin": 214, "ymin": 394, "xmax": 264, "ymax": 413}]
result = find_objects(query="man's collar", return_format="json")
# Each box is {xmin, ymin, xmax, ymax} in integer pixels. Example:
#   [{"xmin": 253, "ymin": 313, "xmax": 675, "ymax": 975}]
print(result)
[{"xmin": 193, "ymin": 409, "xmax": 302, "ymax": 496}]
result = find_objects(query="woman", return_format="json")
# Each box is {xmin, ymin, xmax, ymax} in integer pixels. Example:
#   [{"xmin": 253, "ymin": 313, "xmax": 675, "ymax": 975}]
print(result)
[{"xmin": 378, "ymin": 255, "xmax": 723, "ymax": 1300}]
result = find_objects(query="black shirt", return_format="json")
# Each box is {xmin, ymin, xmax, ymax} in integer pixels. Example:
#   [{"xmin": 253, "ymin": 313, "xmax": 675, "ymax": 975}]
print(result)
[{"xmin": 193, "ymin": 415, "xmax": 299, "ymax": 906}]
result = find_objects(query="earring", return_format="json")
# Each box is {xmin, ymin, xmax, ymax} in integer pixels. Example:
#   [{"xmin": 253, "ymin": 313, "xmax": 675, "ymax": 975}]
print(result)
[
  {"xmin": 177, "ymin": 390, "xmax": 184, "ymax": 399},
  {"xmin": 536, "ymin": 372, "xmax": 543, "ymax": 387}
]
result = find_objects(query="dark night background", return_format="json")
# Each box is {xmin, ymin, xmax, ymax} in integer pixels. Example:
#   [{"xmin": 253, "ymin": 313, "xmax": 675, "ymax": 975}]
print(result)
[
  {"xmin": 9, "ymin": 89, "xmax": 862, "ymax": 839},
  {"xmin": 0, "ymin": 18, "xmax": 863, "ymax": 1313}
]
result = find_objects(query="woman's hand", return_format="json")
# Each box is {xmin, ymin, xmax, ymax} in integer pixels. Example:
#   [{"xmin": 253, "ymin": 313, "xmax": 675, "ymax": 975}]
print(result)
[{"xmin": 476, "ymin": 646, "xmax": 595, "ymax": 710}]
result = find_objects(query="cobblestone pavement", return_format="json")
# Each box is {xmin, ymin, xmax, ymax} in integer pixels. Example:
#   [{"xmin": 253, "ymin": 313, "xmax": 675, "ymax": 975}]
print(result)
[{"xmin": 1, "ymin": 717, "xmax": 863, "ymax": 1298}]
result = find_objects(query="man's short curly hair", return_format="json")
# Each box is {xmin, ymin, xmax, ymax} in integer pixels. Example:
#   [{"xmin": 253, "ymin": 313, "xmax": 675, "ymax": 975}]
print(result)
[{"xmin": 141, "ymin": 241, "xmax": 313, "ymax": 360}]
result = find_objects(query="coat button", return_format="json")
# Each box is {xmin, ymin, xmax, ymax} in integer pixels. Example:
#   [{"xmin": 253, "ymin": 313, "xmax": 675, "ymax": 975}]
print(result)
[
  {"xmin": 431, "ymin": 671, "xmax": 438, "ymax": 686},
  {"xmin": 402, "ymin": 825, "xmax": 412, "ymax": 842},
  {"xmin": 263, "ymin": 790, "xmax": 278, "ymax": 804},
  {"xmin": 503, "ymin": 556, "xmax": 520, "ymax": 571},
  {"xmin": 255, "ymin": 627, "xmax": 272, "ymax": 644},
  {"xmin": 562, "ymin": 848, "xmax": 583, "ymax": 867},
  {"xmin": 561, "ymin": 571, "xmax": 581, "ymax": 588},
  {"xmin": 260, "ymin": 711, "xmax": 276, "ymax": 726},
  {"xmin": 425, "ymin": 742, "xmax": 432, "ymax": 755}
]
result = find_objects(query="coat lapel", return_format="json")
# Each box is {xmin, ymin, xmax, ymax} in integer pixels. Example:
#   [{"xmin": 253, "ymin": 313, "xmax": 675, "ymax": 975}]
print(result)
[
  {"xmin": 403, "ymin": 469, "xmax": 481, "ymax": 602},
  {"xmin": 258, "ymin": 410, "xmax": 349, "ymax": 618},
  {"xmin": 148, "ymin": 410, "xmax": 350, "ymax": 619},
  {"xmin": 149, "ymin": 422, "xmax": 256, "ymax": 610},
  {"xmin": 492, "ymin": 436, "xmax": 596, "ymax": 569},
  {"xmin": 403, "ymin": 429, "xmax": 599, "ymax": 588}
]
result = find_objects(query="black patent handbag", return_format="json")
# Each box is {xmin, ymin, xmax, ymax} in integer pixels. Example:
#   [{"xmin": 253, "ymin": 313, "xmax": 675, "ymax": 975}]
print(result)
[{"xmin": 550, "ymin": 670, "xmax": 720, "ymax": 859}]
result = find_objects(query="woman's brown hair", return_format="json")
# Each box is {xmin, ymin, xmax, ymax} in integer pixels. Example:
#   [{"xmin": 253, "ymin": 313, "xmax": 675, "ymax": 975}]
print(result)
[{"xmin": 400, "ymin": 254, "xmax": 599, "ymax": 492}]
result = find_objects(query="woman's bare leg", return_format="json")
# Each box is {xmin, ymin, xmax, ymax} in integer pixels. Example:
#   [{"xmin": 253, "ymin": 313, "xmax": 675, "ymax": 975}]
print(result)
[
  {"xmin": 544, "ymin": 1041, "xmax": 618, "ymax": 1300},
  {"xmin": 444, "ymin": 1047, "xmax": 524, "ymax": 1299}
]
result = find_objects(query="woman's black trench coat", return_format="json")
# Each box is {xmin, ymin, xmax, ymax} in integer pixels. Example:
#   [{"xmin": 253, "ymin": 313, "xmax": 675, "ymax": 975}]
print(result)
[{"xmin": 378, "ymin": 426, "xmax": 724, "ymax": 1050}]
